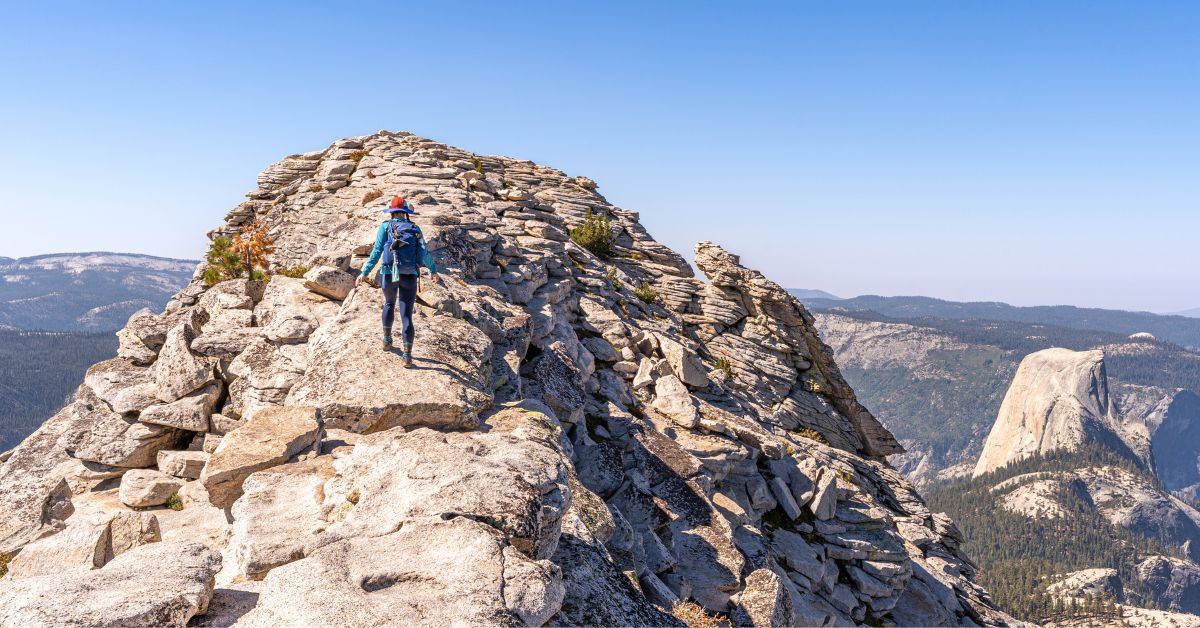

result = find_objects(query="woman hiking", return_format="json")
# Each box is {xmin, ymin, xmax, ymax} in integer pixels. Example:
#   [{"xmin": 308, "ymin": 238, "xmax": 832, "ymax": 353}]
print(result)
[{"xmin": 356, "ymin": 196, "xmax": 442, "ymax": 367}]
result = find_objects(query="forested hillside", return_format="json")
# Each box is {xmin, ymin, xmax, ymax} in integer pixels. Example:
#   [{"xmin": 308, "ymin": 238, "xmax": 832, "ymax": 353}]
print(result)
[
  {"xmin": 813, "ymin": 309, "xmax": 1200, "ymax": 483},
  {"xmin": 0, "ymin": 253, "xmax": 192, "ymax": 450},
  {"xmin": 0, "ymin": 329, "xmax": 117, "ymax": 450},
  {"xmin": 925, "ymin": 446, "xmax": 1178, "ymax": 623}
]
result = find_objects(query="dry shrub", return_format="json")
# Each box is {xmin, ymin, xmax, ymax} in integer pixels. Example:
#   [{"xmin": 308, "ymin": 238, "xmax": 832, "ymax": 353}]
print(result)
[
  {"xmin": 796, "ymin": 427, "xmax": 828, "ymax": 444},
  {"xmin": 671, "ymin": 601, "xmax": 727, "ymax": 628}
]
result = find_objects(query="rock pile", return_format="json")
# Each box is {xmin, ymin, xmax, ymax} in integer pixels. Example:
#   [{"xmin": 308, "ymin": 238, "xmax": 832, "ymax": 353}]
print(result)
[{"xmin": 0, "ymin": 131, "xmax": 1015, "ymax": 626}]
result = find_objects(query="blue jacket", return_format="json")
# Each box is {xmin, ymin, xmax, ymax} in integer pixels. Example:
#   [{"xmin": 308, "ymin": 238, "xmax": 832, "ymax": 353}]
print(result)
[{"xmin": 361, "ymin": 219, "xmax": 438, "ymax": 280}]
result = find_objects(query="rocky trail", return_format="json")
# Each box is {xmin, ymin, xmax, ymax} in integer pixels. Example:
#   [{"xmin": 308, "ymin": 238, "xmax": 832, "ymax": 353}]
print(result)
[{"xmin": 0, "ymin": 131, "xmax": 1016, "ymax": 627}]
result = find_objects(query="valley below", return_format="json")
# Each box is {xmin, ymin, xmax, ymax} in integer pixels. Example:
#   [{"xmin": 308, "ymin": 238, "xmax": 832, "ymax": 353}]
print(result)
[
  {"xmin": 804, "ymin": 295, "xmax": 1200, "ymax": 624},
  {"xmin": 0, "ymin": 254, "xmax": 195, "ymax": 451}
]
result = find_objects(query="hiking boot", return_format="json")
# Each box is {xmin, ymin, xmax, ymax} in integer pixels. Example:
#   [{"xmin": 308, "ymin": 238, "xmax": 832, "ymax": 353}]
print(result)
[
  {"xmin": 382, "ymin": 335, "xmax": 393, "ymax": 351},
  {"xmin": 401, "ymin": 351, "xmax": 413, "ymax": 368}
]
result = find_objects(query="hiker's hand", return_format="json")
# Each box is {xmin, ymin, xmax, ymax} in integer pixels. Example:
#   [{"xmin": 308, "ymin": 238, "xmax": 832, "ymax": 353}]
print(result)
[
  {"xmin": 355, "ymin": 275, "xmax": 365, "ymax": 287},
  {"xmin": 432, "ymin": 274, "xmax": 444, "ymax": 286}
]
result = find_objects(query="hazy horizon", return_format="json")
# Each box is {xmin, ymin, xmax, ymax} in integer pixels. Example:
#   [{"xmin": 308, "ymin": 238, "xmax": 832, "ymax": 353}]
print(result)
[
  {"xmin": 1, "ymin": 2, "xmax": 1196, "ymax": 312},
  {"xmin": 4, "ymin": 246, "xmax": 1195, "ymax": 316}
]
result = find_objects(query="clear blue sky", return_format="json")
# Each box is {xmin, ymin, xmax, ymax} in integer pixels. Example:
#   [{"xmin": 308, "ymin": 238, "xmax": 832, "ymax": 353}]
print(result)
[{"xmin": 1, "ymin": 2, "xmax": 1196, "ymax": 312}]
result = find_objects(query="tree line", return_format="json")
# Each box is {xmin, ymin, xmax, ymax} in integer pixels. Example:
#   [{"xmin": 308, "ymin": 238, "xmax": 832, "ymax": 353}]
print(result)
[
  {"xmin": 924, "ymin": 445, "xmax": 1178, "ymax": 623},
  {"xmin": 0, "ymin": 329, "xmax": 117, "ymax": 450}
]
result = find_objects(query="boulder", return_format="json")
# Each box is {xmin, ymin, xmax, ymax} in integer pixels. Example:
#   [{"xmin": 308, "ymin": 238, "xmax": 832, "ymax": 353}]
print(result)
[
  {"xmin": 632, "ymin": 358, "xmax": 657, "ymax": 390},
  {"xmin": 524, "ymin": 220, "xmax": 570, "ymax": 242},
  {"xmin": 769, "ymin": 476, "xmax": 803, "ymax": 520},
  {"xmin": 226, "ymin": 338, "xmax": 308, "ymax": 390},
  {"xmin": 190, "ymin": 581, "xmax": 263, "ymax": 628},
  {"xmin": 253, "ymin": 276, "xmax": 339, "ymax": 332},
  {"xmin": 314, "ymin": 403, "xmax": 570, "ymax": 561},
  {"xmin": 68, "ymin": 388, "xmax": 185, "ymax": 468},
  {"xmin": 155, "ymin": 322, "xmax": 214, "ymax": 403},
  {"xmin": 108, "ymin": 511, "xmax": 163, "ymax": 556},
  {"xmin": 206, "ymin": 308, "xmax": 253, "ymax": 332},
  {"xmin": 652, "ymin": 375, "xmax": 699, "ymax": 428},
  {"xmin": 655, "ymin": 333, "xmax": 710, "ymax": 388},
  {"xmin": 581, "ymin": 336, "xmax": 620, "ymax": 363},
  {"xmin": 235, "ymin": 518, "xmax": 563, "ymax": 628},
  {"xmin": 849, "ymin": 565, "xmax": 894, "ymax": 598},
  {"xmin": 732, "ymin": 568, "xmax": 795, "ymax": 627},
  {"xmin": 119, "ymin": 469, "xmax": 184, "ymax": 508},
  {"xmin": 0, "ymin": 541, "xmax": 221, "ymax": 627},
  {"xmin": 157, "ymin": 450, "xmax": 210, "ymax": 479},
  {"xmin": 139, "ymin": 383, "xmax": 221, "ymax": 431},
  {"xmin": 200, "ymin": 406, "xmax": 322, "ymax": 509},
  {"xmin": 83, "ymin": 358, "xmax": 154, "ymax": 410},
  {"xmin": 224, "ymin": 338, "xmax": 309, "ymax": 419},
  {"xmin": 117, "ymin": 327, "xmax": 158, "ymax": 365},
  {"xmin": 263, "ymin": 315, "xmax": 318, "ymax": 344},
  {"xmin": 228, "ymin": 457, "xmax": 334, "ymax": 580},
  {"xmin": 58, "ymin": 458, "xmax": 126, "ymax": 492},
  {"xmin": 810, "ymin": 469, "xmax": 838, "ymax": 521},
  {"xmin": 110, "ymin": 382, "xmax": 161, "ymax": 415},
  {"xmin": 6, "ymin": 516, "xmax": 111, "ymax": 578},
  {"xmin": 771, "ymin": 528, "xmax": 824, "ymax": 578},
  {"xmin": 526, "ymin": 341, "xmax": 586, "ymax": 424},
  {"xmin": 286, "ymin": 288, "xmax": 492, "ymax": 433},
  {"xmin": 210, "ymin": 413, "xmax": 243, "ymax": 435},
  {"xmin": 302, "ymin": 265, "xmax": 355, "ymax": 301},
  {"xmin": 0, "ymin": 408, "xmax": 80, "ymax": 558},
  {"xmin": 191, "ymin": 327, "xmax": 263, "ymax": 359},
  {"xmin": 8, "ymin": 511, "xmax": 162, "ymax": 579},
  {"xmin": 197, "ymin": 280, "xmax": 254, "ymax": 314}
]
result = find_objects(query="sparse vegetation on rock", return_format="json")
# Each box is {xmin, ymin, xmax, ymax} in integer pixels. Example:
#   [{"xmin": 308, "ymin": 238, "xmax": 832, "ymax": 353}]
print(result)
[
  {"xmin": 633, "ymin": 281, "xmax": 658, "ymax": 304},
  {"xmin": 275, "ymin": 266, "xmax": 309, "ymax": 279},
  {"xmin": 569, "ymin": 208, "xmax": 613, "ymax": 258},
  {"xmin": 202, "ymin": 236, "xmax": 241, "ymax": 286},
  {"xmin": 361, "ymin": 189, "xmax": 382, "ymax": 205}
]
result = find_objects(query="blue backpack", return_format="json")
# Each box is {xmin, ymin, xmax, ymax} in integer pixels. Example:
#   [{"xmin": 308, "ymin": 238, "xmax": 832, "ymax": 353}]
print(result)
[{"xmin": 382, "ymin": 219, "xmax": 422, "ymax": 275}]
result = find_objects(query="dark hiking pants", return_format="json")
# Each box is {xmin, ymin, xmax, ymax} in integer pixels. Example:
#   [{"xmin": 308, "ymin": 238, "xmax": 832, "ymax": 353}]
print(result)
[{"xmin": 381, "ymin": 273, "xmax": 418, "ymax": 347}]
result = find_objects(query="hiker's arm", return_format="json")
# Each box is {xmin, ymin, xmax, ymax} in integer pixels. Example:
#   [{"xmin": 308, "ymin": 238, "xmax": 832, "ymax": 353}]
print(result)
[{"xmin": 360, "ymin": 223, "xmax": 388, "ymax": 277}]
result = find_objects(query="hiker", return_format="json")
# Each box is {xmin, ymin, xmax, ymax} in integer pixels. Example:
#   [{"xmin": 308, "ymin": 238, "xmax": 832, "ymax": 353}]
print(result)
[{"xmin": 356, "ymin": 196, "xmax": 442, "ymax": 366}]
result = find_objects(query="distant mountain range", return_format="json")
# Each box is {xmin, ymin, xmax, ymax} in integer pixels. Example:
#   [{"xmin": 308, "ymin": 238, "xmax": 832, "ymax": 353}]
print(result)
[
  {"xmin": 792, "ymin": 291, "xmax": 1200, "ymax": 349},
  {"xmin": 785, "ymin": 288, "xmax": 841, "ymax": 301},
  {"xmin": 794, "ymin": 290, "xmax": 1200, "ymax": 484},
  {"xmin": 0, "ymin": 252, "xmax": 194, "ymax": 451},
  {"xmin": 1173, "ymin": 308, "xmax": 1200, "ymax": 319},
  {"xmin": 0, "ymin": 252, "xmax": 196, "ymax": 331}
]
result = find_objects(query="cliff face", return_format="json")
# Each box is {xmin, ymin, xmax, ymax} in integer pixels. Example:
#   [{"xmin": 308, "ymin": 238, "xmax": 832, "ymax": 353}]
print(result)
[
  {"xmin": 0, "ymin": 131, "xmax": 1012, "ymax": 626},
  {"xmin": 974, "ymin": 348, "xmax": 1143, "ymax": 477},
  {"xmin": 1150, "ymin": 390, "xmax": 1200, "ymax": 494},
  {"xmin": 960, "ymin": 348, "xmax": 1200, "ymax": 622},
  {"xmin": 814, "ymin": 311, "xmax": 1016, "ymax": 485}
]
